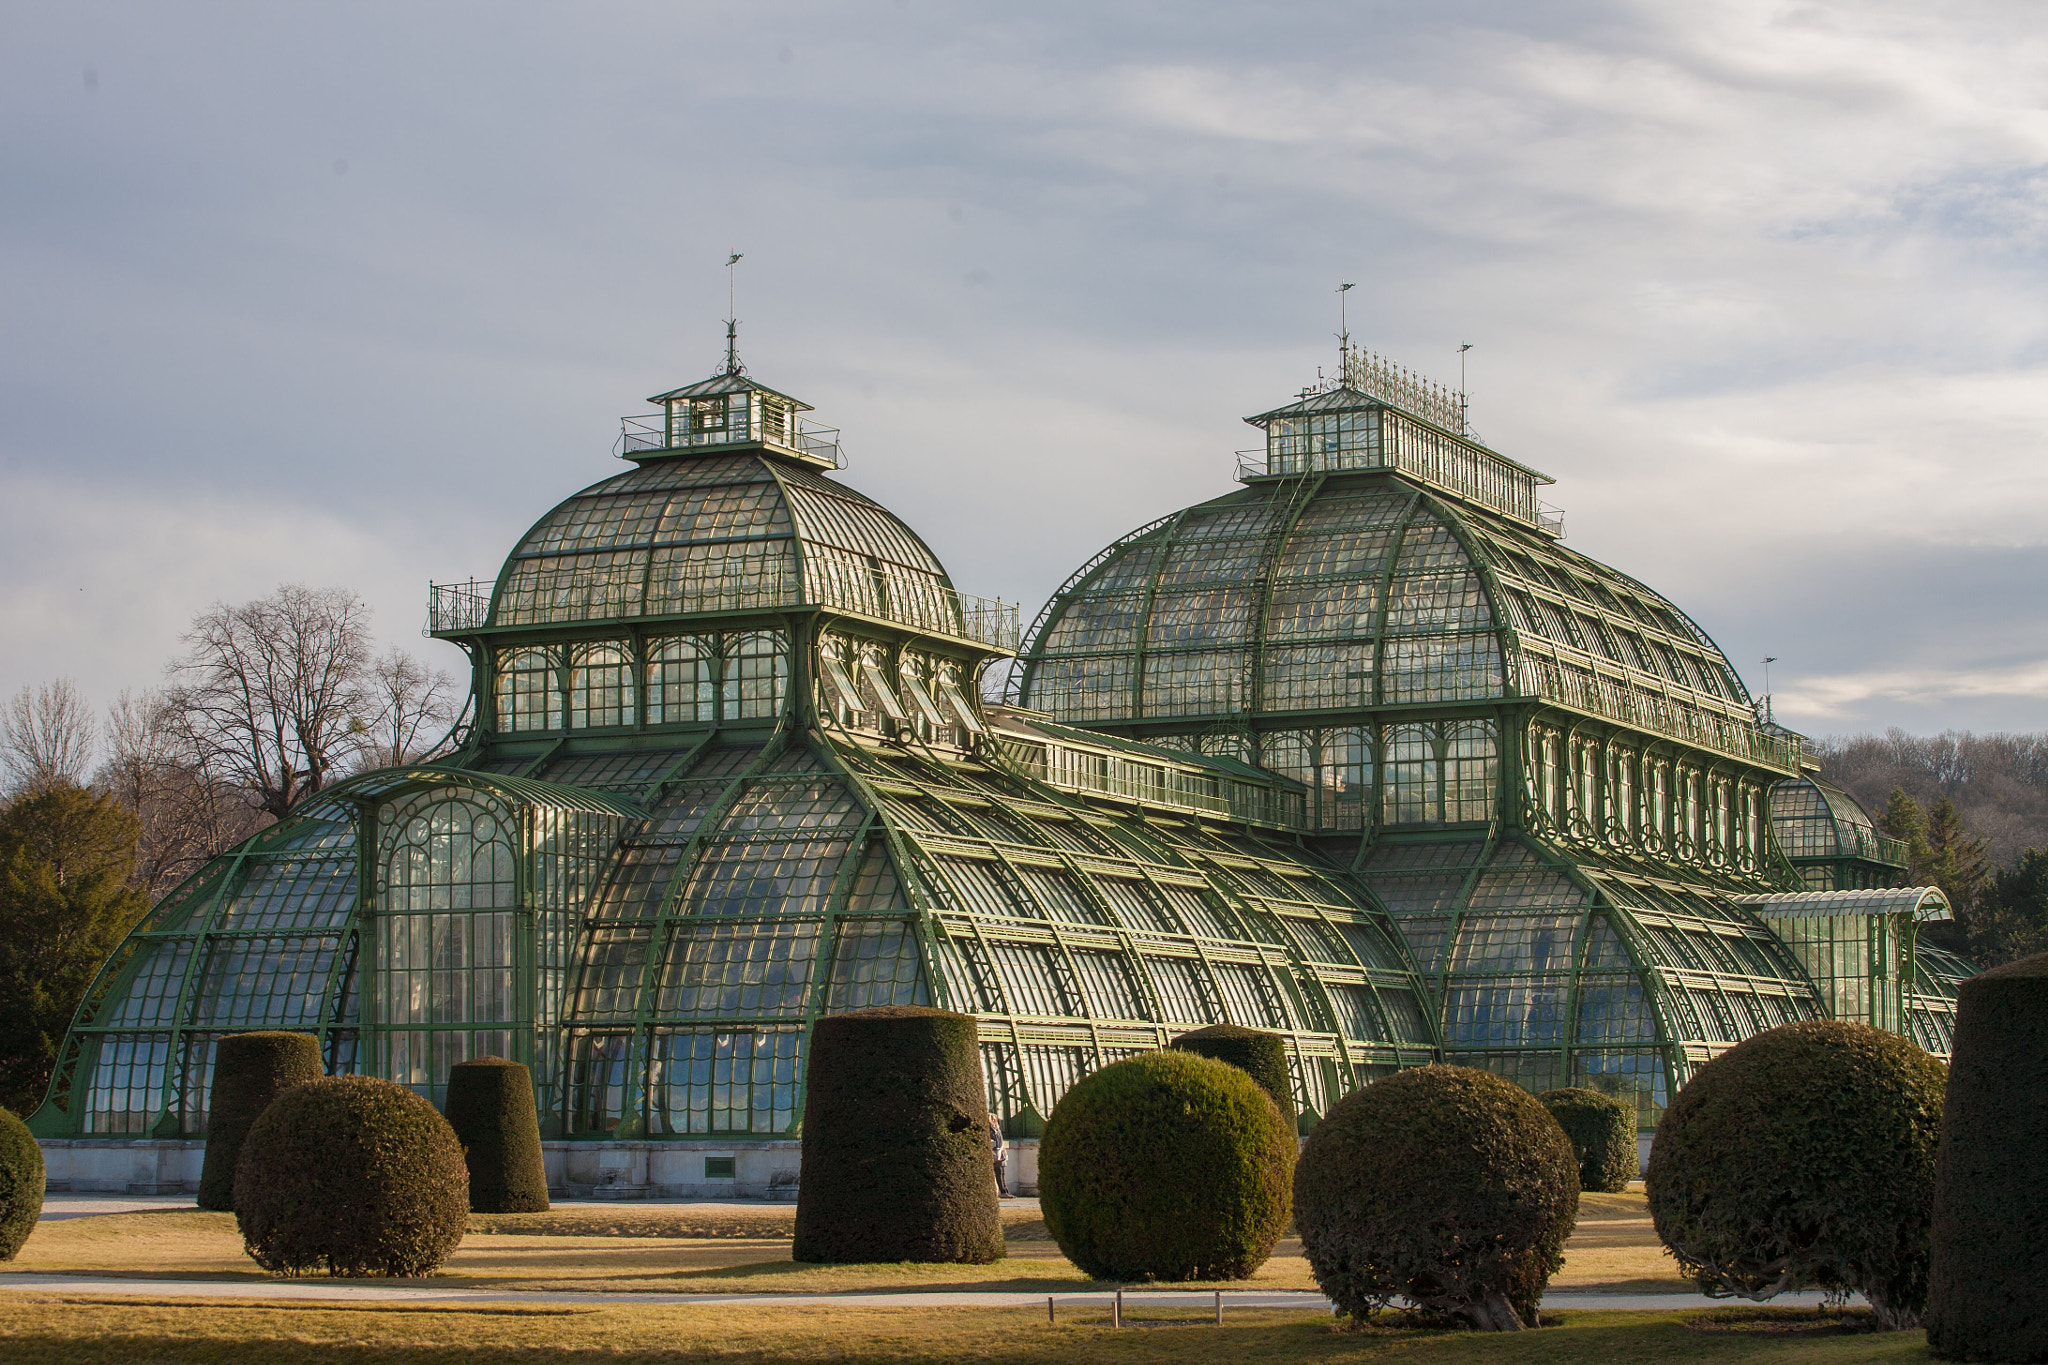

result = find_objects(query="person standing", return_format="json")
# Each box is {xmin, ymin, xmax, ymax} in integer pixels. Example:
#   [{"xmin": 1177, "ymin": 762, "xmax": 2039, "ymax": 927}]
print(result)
[{"xmin": 988, "ymin": 1113, "xmax": 1009, "ymax": 1197}]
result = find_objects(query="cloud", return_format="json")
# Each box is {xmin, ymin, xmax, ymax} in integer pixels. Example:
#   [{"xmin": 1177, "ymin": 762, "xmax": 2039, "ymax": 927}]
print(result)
[{"xmin": 5, "ymin": 0, "xmax": 2048, "ymax": 736}]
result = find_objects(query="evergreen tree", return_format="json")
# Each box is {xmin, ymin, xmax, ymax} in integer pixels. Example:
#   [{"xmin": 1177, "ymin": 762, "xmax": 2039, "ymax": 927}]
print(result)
[
  {"xmin": 1924, "ymin": 795, "xmax": 1991, "ymax": 919},
  {"xmin": 1968, "ymin": 849, "xmax": 2048, "ymax": 966},
  {"xmin": 0, "ymin": 785, "xmax": 150, "ymax": 1113},
  {"xmin": 1875, "ymin": 788, "xmax": 1932, "ymax": 875}
]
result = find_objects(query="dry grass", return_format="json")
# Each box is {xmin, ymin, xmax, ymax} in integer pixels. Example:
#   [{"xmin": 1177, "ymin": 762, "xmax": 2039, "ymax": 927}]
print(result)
[
  {"xmin": 7, "ymin": 1188, "xmax": 1687, "ymax": 1295},
  {"xmin": 0, "ymin": 1297, "xmax": 1938, "ymax": 1364}
]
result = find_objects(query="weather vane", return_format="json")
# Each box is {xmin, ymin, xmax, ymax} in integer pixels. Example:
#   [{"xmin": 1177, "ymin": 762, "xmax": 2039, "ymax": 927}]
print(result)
[
  {"xmin": 723, "ymin": 252, "xmax": 745, "ymax": 374},
  {"xmin": 1336, "ymin": 282, "xmax": 1355, "ymax": 363}
]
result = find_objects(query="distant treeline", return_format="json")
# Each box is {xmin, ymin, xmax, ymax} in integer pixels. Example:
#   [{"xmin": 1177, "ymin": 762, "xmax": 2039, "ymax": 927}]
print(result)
[{"xmin": 1817, "ymin": 729, "xmax": 2048, "ymax": 965}]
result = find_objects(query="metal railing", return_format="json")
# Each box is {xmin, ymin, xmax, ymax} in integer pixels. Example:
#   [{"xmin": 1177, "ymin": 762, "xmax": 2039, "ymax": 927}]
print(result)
[
  {"xmin": 616, "ymin": 413, "xmax": 844, "ymax": 467},
  {"xmin": 1518, "ymin": 655, "xmax": 1801, "ymax": 770},
  {"xmin": 426, "ymin": 574, "xmax": 1017, "ymax": 649},
  {"xmin": 1341, "ymin": 345, "xmax": 1466, "ymax": 432},
  {"xmin": 426, "ymin": 580, "xmax": 492, "ymax": 635},
  {"xmin": 1000, "ymin": 737, "xmax": 1305, "ymax": 829}
]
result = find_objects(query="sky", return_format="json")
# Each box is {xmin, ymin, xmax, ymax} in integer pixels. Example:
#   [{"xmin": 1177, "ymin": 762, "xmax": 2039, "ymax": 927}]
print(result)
[{"xmin": 4, "ymin": 0, "xmax": 2048, "ymax": 748}]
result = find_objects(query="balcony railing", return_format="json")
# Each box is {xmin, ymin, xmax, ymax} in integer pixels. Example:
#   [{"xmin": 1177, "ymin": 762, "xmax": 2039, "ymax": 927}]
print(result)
[
  {"xmin": 426, "ymin": 580, "xmax": 492, "ymax": 635},
  {"xmin": 426, "ymin": 574, "xmax": 1019, "ymax": 650},
  {"xmin": 998, "ymin": 737, "xmax": 1305, "ymax": 829},
  {"xmin": 1518, "ymin": 654, "xmax": 1801, "ymax": 771},
  {"xmin": 616, "ymin": 413, "xmax": 844, "ymax": 467}
]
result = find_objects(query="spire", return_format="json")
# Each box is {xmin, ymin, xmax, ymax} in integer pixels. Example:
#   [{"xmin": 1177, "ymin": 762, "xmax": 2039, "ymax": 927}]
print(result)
[{"xmin": 723, "ymin": 251, "xmax": 745, "ymax": 376}]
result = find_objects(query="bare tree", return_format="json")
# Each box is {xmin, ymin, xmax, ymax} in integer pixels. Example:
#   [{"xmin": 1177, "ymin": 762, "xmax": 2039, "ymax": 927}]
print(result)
[
  {"xmin": 358, "ymin": 648, "xmax": 459, "ymax": 769},
  {"xmin": 165, "ymin": 584, "xmax": 374, "ymax": 820},
  {"xmin": 97, "ymin": 689, "xmax": 268, "ymax": 897},
  {"xmin": 0, "ymin": 678, "xmax": 96, "ymax": 795}
]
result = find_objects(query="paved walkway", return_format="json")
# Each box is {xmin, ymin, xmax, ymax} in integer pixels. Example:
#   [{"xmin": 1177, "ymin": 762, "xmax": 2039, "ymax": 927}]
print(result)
[
  {"xmin": 0, "ymin": 1272, "xmax": 1848, "ymax": 1313},
  {"xmin": 35, "ymin": 1194, "xmax": 1044, "ymax": 1221}
]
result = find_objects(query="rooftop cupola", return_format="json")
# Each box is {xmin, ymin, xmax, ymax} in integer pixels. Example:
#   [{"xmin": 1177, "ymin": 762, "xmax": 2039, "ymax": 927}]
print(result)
[
  {"xmin": 1240, "ymin": 343, "xmax": 1560, "ymax": 537},
  {"xmin": 618, "ymin": 327, "xmax": 843, "ymax": 469}
]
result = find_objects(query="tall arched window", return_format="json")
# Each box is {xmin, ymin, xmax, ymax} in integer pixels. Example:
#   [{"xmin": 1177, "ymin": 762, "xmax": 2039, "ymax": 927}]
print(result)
[
  {"xmin": 646, "ymin": 636, "xmax": 715, "ymax": 724},
  {"xmin": 375, "ymin": 788, "xmax": 519, "ymax": 1103},
  {"xmin": 723, "ymin": 631, "xmax": 788, "ymax": 719},
  {"xmin": 568, "ymin": 643, "xmax": 635, "ymax": 729},
  {"xmin": 1442, "ymin": 720, "xmax": 1497, "ymax": 823},
  {"xmin": 495, "ymin": 647, "xmax": 561, "ymax": 732}
]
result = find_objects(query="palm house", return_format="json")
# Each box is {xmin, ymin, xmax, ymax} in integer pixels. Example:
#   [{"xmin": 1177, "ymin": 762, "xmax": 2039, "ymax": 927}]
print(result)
[{"xmin": 33, "ymin": 335, "xmax": 1974, "ymax": 1194}]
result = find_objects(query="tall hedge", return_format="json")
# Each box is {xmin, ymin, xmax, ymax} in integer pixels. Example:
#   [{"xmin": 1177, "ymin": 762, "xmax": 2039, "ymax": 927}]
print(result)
[
  {"xmin": 1539, "ymin": 1087, "xmax": 1637, "ymax": 1193},
  {"xmin": 1928, "ymin": 952, "xmax": 2048, "ymax": 1360},
  {"xmin": 197, "ymin": 1031, "xmax": 324, "ymax": 1211},
  {"xmin": 234, "ymin": 1075, "xmax": 469, "ymax": 1276},
  {"xmin": 1647, "ymin": 1020, "xmax": 1946, "ymax": 1331},
  {"xmin": 792, "ymin": 1006, "xmax": 1004, "ymax": 1265},
  {"xmin": 1169, "ymin": 1024, "xmax": 1296, "ymax": 1127},
  {"xmin": 445, "ymin": 1057, "xmax": 549, "ymax": 1214},
  {"xmin": 0, "ymin": 1106, "xmax": 42, "ymax": 1261},
  {"xmin": 1295, "ymin": 1065, "xmax": 1579, "ymax": 1330},
  {"xmin": 1039, "ymin": 1050, "xmax": 1294, "ymax": 1282}
]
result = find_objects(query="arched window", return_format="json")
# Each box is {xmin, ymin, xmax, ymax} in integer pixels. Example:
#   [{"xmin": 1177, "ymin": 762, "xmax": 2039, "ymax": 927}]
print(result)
[
  {"xmin": 646, "ymin": 636, "xmax": 716, "ymax": 724},
  {"xmin": 568, "ymin": 643, "xmax": 635, "ymax": 729},
  {"xmin": 495, "ymin": 647, "xmax": 561, "ymax": 733},
  {"xmin": 375, "ymin": 788, "xmax": 519, "ymax": 1102},
  {"xmin": 1442, "ymin": 721, "xmax": 1497, "ymax": 823},
  {"xmin": 1382, "ymin": 724, "xmax": 1434, "ymax": 824},
  {"xmin": 723, "ymin": 631, "xmax": 788, "ymax": 719}
]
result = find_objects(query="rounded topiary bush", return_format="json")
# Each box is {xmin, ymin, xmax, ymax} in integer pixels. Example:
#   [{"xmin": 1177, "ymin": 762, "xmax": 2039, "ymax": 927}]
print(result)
[
  {"xmin": 1295, "ymin": 1065, "xmax": 1579, "ymax": 1330},
  {"xmin": 1647, "ymin": 1020, "xmax": 1946, "ymax": 1331},
  {"xmin": 793, "ymin": 1006, "xmax": 1004, "ymax": 1265},
  {"xmin": 197, "ymin": 1031, "xmax": 324, "ymax": 1211},
  {"xmin": 1039, "ymin": 1049, "xmax": 1294, "ymax": 1282},
  {"xmin": 1539, "ymin": 1087, "xmax": 1637, "ymax": 1193},
  {"xmin": 445, "ymin": 1056, "xmax": 549, "ymax": 1214},
  {"xmin": 1928, "ymin": 952, "xmax": 2048, "ymax": 1361},
  {"xmin": 0, "ymin": 1106, "xmax": 43, "ymax": 1261},
  {"xmin": 234, "ymin": 1075, "xmax": 468, "ymax": 1276},
  {"xmin": 1168, "ymin": 1024, "xmax": 1296, "ymax": 1127}
]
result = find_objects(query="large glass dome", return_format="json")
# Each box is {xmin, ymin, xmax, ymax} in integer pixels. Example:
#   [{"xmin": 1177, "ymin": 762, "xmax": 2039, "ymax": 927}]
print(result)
[{"xmin": 35, "ymin": 362, "xmax": 1440, "ymax": 1147}]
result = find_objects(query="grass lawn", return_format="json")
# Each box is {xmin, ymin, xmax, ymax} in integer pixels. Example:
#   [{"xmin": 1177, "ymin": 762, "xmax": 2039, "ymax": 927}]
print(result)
[
  {"xmin": 0, "ymin": 1298, "xmax": 1937, "ymax": 1364},
  {"xmin": 7, "ymin": 1189, "xmax": 1685, "ymax": 1296}
]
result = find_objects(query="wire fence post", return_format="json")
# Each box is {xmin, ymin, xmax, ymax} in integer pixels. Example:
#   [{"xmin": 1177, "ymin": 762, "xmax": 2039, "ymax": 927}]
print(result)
[{"xmin": 1113, "ymin": 1288, "xmax": 1122, "ymax": 1328}]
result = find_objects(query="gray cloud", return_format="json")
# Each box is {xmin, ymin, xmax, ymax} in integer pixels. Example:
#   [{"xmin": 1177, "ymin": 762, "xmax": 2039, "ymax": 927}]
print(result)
[{"xmin": 4, "ymin": 1, "xmax": 2046, "ymax": 741}]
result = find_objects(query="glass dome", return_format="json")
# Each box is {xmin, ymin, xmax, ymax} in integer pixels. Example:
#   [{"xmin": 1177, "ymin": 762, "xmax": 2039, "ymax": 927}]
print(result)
[{"xmin": 34, "ymin": 364, "xmax": 1439, "ymax": 1145}]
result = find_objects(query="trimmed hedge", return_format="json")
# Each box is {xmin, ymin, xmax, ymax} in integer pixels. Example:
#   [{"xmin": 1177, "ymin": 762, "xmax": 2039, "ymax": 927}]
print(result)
[
  {"xmin": 1294, "ymin": 1065, "xmax": 1578, "ymax": 1330},
  {"xmin": 0, "ymin": 1106, "xmax": 42, "ymax": 1261},
  {"xmin": 445, "ymin": 1057, "xmax": 549, "ymax": 1214},
  {"xmin": 1169, "ymin": 1024, "xmax": 1296, "ymax": 1127},
  {"xmin": 793, "ymin": 1007, "xmax": 1004, "ymax": 1265},
  {"xmin": 234, "ymin": 1075, "xmax": 469, "ymax": 1276},
  {"xmin": 1039, "ymin": 1050, "xmax": 1294, "ymax": 1282},
  {"xmin": 1647, "ymin": 1020, "xmax": 1946, "ymax": 1331},
  {"xmin": 1928, "ymin": 952, "xmax": 2048, "ymax": 1361},
  {"xmin": 1539, "ymin": 1087, "xmax": 1637, "ymax": 1193},
  {"xmin": 197, "ymin": 1031, "xmax": 323, "ymax": 1211}
]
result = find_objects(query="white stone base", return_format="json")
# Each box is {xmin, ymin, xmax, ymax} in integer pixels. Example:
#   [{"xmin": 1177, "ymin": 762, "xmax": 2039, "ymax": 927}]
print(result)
[
  {"xmin": 39, "ymin": 1136, "xmax": 1045, "ymax": 1202},
  {"xmin": 39, "ymin": 1139, "xmax": 206, "ymax": 1195}
]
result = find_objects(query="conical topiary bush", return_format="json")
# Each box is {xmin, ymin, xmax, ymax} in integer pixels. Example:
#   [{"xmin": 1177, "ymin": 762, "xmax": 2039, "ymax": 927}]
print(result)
[
  {"xmin": 793, "ymin": 1006, "xmax": 1004, "ymax": 1264},
  {"xmin": 1927, "ymin": 952, "xmax": 2048, "ymax": 1360},
  {"xmin": 445, "ymin": 1056, "xmax": 550, "ymax": 1213},
  {"xmin": 197, "ymin": 1031, "xmax": 324, "ymax": 1211}
]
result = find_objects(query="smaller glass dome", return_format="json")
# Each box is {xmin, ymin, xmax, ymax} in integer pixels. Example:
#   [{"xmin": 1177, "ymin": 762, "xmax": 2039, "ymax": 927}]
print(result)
[{"xmin": 1769, "ymin": 773, "xmax": 1908, "ymax": 888}]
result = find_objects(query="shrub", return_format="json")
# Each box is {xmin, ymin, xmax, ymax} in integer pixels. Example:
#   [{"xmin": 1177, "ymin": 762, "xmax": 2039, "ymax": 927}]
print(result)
[
  {"xmin": 196, "ymin": 1031, "xmax": 323, "ymax": 1212},
  {"xmin": 1168, "ymin": 1024, "xmax": 1296, "ymax": 1127},
  {"xmin": 0, "ymin": 1106, "xmax": 42, "ymax": 1260},
  {"xmin": 1540, "ymin": 1087, "xmax": 1637, "ymax": 1193},
  {"xmin": 1647, "ymin": 1020, "xmax": 1946, "ymax": 1331},
  {"xmin": 1039, "ymin": 1050, "xmax": 1294, "ymax": 1282},
  {"xmin": 1294, "ymin": 1065, "xmax": 1578, "ymax": 1330},
  {"xmin": 1928, "ymin": 952, "xmax": 2048, "ymax": 1360},
  {"xmin": 792, "ymin": 1006, "xmax": 1004, "ymax": 1265},
  {"xmin": 445, "ymin": 1057, "xmax": 549, "ymax": 1214},
  {"xmin": 234, "ymin": 1075, "xmax": 468, "ymax": 1276}
]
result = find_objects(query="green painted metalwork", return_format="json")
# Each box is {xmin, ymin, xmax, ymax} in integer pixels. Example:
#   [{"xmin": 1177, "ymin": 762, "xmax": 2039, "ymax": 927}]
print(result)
[{"xmin": 33, "ymin": 348, "xmax": 1973, "ymax": 1145}]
